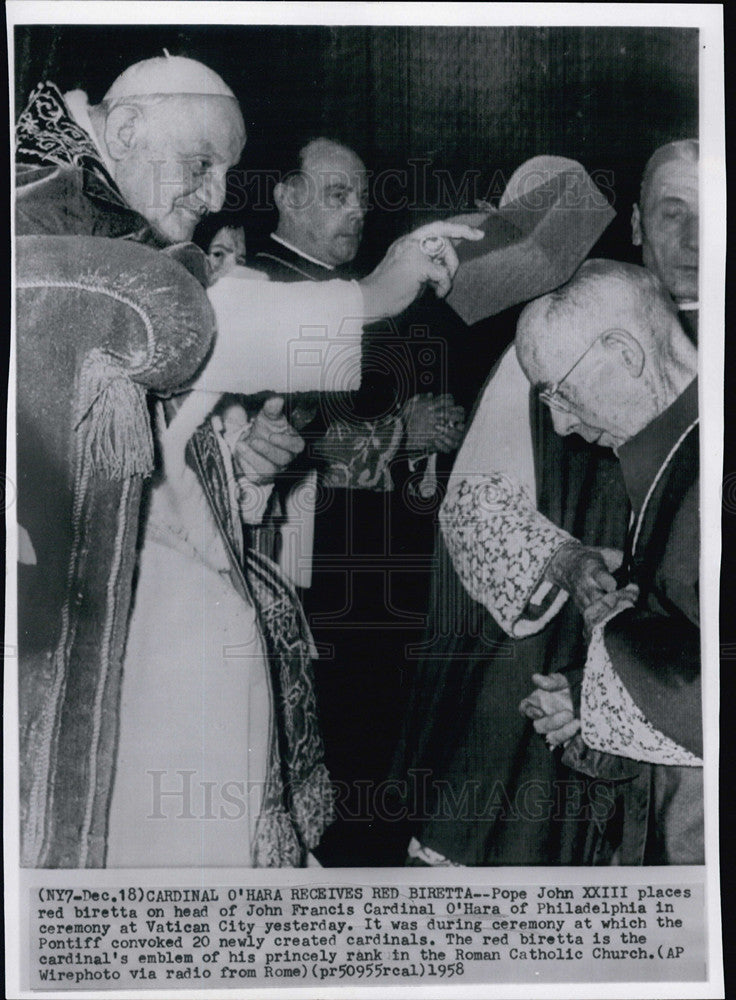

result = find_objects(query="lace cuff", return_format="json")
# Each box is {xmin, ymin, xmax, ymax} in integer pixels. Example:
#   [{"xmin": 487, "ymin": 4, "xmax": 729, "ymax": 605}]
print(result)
[
  {"xmin": 439, "ymin": 472, "xmax": 571, "ymax": 636},
  {"xmin": 581, "ymin": 618, "xmax": 702, "ymax": 766}
]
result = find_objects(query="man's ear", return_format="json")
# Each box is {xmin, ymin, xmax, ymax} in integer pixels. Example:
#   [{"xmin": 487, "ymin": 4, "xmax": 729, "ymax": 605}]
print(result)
[
  {"xmin": 602, "ymin": 328, "xmax": 645, "ymax": 377},
  {"xmin": 274, "ymin": 180, "xmax": 289, "ymax": 214},
  {"xmin": 275, "ymin": 176, "xmax": 306, "ymax": 214},
  {"xmin": 631, "ymin": 203, "xmax": 643, "ymax": 247},
  {"xmin": 104, "ymin": 104, "xmax": 143, "ymax": 161}
]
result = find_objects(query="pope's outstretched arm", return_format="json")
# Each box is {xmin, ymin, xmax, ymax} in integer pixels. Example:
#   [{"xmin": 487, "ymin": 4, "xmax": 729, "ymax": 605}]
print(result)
[{"xmin": 196, "ymin": 221, "xmax": 483, "ymax": 397}]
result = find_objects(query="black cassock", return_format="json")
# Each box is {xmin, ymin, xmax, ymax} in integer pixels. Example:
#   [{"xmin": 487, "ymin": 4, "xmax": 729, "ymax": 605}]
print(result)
[{"xmin": 390, "ymin": 391, "xmax": 631, "ymax": 866}]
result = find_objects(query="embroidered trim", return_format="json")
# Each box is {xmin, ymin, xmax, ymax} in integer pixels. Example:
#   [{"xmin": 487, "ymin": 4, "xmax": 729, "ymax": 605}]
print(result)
[
  {"xmin": 28, "ymin": 396, "xmax": 91, "ymax": 866},
  {"xmin": 18, "ymin": 278, "xmax": 156, "ymax": 374},
  {"xmin": 80, "ymin": 475, "xmax": 132, "ymax": 866},
  {"xmin": 16, "ymin": 82, "xmax": 112, "ymax": 181}
]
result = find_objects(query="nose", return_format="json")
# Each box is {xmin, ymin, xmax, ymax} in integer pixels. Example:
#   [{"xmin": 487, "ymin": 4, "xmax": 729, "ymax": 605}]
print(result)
[
  {"xmin": 199, "ymin": 167, "xmax": 228, "ymax": 214},
  {"xmin": 346, "ymin": 190, "xmax": 367, "ymax": 221},
  {"xmin": 550, "ymin": 409, "xmax": 580, "ymax": 437},
  {"xmin": 682, "ymin": 210, "xmax": 699, "ymax": 251}
]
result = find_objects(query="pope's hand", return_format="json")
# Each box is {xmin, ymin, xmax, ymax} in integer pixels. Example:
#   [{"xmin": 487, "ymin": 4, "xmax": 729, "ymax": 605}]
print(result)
[
  {"xmin": 232, "ymin": 396, "xmax": 304, "ymax": 485},
  {"xmin": 358, "ymin": 221, "xmax": 484, "ymax": 319}
]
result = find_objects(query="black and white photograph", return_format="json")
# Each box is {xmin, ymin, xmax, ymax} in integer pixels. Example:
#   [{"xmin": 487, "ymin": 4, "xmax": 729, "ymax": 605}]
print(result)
[{"xmin": 5, "ymin": 3, "xmax": 725, "ymax": 997}]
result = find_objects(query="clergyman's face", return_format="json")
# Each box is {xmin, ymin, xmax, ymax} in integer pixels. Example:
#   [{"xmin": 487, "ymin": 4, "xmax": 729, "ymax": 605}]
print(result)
[
  {"xmin": 285, "ymin": 145, "xmax": 368, "ymax": 266},
  {"xmin": 113, "ymin": 95, "xmax": 245, "ymax": 243},
  {"xmin": 518, "ymin": 329, "xmax": 624, "ymax": 451},
  {"xmin": 208, "ymin": 226, "xmax": 246, "ymax": 281},
  {"xmin": 639, "ymin": 158, "xmax": 698, "ymax": 304}
]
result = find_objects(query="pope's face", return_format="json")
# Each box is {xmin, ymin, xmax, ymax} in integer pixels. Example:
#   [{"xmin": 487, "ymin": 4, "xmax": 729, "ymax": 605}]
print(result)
[
  {"xmin": 114, "ymin": 95, "xmax": 245, "ymax": 243},
  {"xmin": 639, "ymin": 158, "xmax": 698, "ymax": 304},
  {"xmin": 286, "ymin": 145, "xmax": 368, "ymax": 266}
]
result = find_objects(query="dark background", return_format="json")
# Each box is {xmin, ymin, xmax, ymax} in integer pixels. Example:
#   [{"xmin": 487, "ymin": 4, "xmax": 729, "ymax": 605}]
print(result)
[{"xmin": 15, "ymin": 24, "xmax": 698, "ymax": 266}]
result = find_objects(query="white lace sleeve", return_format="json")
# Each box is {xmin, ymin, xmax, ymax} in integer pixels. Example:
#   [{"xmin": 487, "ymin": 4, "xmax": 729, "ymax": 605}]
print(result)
[
  {"xmin": 439, "ymin": 472, "xmax": 572, "ymax": 637},
  {"xmin": 581, "ymin": 619, "xmax": 702, "ymax": 766}
]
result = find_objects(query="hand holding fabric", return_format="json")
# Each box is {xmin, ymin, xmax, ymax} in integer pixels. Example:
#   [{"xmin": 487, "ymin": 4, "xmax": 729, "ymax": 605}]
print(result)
[
  {"xmin": 519, "ymin": 672, "xmax": 581, "ymax": 748},
  {"xmin": 582, "ymin": 583, "xmax": 640, "ymax": 637},
  {"xmin": 546, "ymin": 541, "xmax": 622, "ymax": 613}
]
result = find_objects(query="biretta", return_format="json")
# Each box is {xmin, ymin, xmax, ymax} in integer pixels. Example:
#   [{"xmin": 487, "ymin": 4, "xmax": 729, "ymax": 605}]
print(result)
[
  {"xmin": 104, "ymin": 54, "xmax": 236, "ymax": 101},
  {"xmin": 500, "ymin": 155, "xmax": 582, "ymax": 207},
  {"xmin": 446, "ymin": 154, "xmax": 616, "ymax": 324}
]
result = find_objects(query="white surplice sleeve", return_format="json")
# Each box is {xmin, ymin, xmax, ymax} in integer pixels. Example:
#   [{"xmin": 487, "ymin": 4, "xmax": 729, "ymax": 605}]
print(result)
[
  {"xmin": 151, "ymin": 266, "xmax": 366, "ymax": 562},
  {"xmin": 439, "ymin": 346, "xmax": 573, "ymax": 638},
  {"xmin": 161, "ymin": 266, "xmax": 365, "ymax": 479},
  {"xmin": 198, "ymin": 265, "xmax": 365, "ymax": 395}
]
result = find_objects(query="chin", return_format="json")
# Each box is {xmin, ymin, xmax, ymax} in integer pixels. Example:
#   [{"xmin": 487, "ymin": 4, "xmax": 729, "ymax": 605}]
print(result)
[
  {"xmin": 666, "ymin": 268, "xmax": 698, "ymax": 304},
  {"xmin": 153, "ymin": 213, "xmax": 199, "ymax": 244},
  {"xmin": 332, "ymin": 239, "xmax": 360, "ymax": 264}
]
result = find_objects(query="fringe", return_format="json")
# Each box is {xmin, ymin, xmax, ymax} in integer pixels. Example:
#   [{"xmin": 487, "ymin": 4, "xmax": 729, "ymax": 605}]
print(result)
[{"xmin": 76, "ymin": 348, "xmax": 154, "ymax": 479}]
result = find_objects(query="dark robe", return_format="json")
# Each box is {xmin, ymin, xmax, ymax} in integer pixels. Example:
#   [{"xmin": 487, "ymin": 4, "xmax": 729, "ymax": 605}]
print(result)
[
  {"xmin": 565, "ymin": 379, "xmax": 701, "ymax": 864},
  {"xmin": 390, "ymin": 366, "xmax": 631, "ymax": 865}
]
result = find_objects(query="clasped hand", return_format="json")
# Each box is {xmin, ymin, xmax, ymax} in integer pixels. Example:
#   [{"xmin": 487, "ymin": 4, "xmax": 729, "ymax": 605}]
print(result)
[
  {"xmin": 231, "ymin": 396, "xmax": 304, "ymax": 485},
  {"xmin": 403, "ymin": 393, "xmax": 465, "ymax": 456},
  {"xmin": 521, "ymin": 544, "xmax": 640, "ymax": 749},
  {"xmin": 519, "ymin": 673, "xmax": 580, "ymax": 749}
]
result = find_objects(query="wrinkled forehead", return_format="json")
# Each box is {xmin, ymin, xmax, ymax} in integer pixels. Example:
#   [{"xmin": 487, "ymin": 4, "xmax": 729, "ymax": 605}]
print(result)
[
  {"xmin": 151, "ymin": 94, "xmax": 246, "ymax": 161},
  {"xmin": 517, "ymin": 294, "xmax": 620, "ymax": 381},
  {"xmin": 643, "ymin": 157, "xmax": 698, "ymax": 212}
]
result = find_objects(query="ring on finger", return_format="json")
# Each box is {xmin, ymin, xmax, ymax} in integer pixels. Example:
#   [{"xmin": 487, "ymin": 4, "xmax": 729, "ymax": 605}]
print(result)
[{"xmin": 419, "ymin": 235, "xmax": 447, "ymax": 259}]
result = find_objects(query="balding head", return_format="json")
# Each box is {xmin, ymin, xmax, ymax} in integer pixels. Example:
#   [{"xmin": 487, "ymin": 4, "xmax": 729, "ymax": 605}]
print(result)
[
  {"xmin": 274, "ymin": 137, "xmax": 367, "ymax": 266},
  {"xmin": 90, "ymin": 56, "xmax": 246, "ymax": 243},
  {"xmin": 516, "ymin": 259, "xmax": 697, "ymax": 450},
  {"xmin": 632, "ymin": 140, "xmax": 699, "ymax": 304}
]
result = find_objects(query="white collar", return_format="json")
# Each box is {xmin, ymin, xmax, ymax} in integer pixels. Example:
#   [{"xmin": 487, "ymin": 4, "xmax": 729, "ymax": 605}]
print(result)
[
  {"xmin": 270, "ymin": 233, "xmax": 334, "ymax": 270},
  {"xmin": 678, "ymin": 301, "xmax": 699, "ymax": 311},
  {"xmin": 63, "ymin": 89, "xmax": 115, "ymax": 174}
]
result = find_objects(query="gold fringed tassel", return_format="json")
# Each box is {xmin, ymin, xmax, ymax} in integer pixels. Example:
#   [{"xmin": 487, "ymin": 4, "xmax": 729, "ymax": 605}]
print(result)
[{"xmin": 75, "ymin": 348, "xmax": 154, "ymax": 479}]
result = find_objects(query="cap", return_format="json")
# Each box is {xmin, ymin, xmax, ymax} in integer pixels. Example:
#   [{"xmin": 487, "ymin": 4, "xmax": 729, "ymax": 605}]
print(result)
[
  {"xmin": 104, "ymin": 54, "xmax": 236, "ymax": 102},
  {"xmin": 500, "ymin": 156, "xmax": 582, "ymax": 207}
]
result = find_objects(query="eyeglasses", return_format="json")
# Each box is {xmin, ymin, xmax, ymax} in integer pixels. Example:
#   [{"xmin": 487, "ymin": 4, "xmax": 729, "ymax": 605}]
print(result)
[{"xmin": 536, "ymin": 331, "xmax": 612, "ymax": 413}]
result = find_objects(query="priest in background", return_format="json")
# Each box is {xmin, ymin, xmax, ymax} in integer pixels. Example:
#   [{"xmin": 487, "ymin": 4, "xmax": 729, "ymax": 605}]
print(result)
[{"xmin": 632, "ymin": 139, "xmax": 699, "ymax": 343}]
